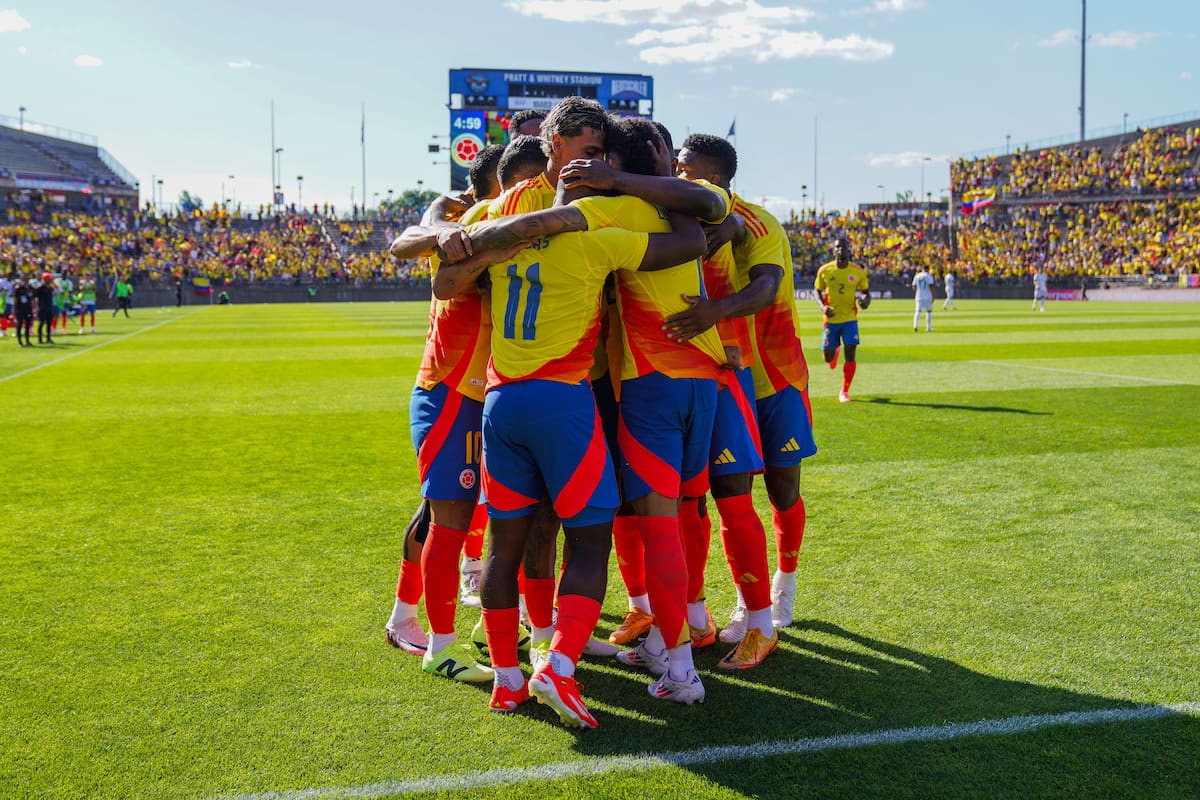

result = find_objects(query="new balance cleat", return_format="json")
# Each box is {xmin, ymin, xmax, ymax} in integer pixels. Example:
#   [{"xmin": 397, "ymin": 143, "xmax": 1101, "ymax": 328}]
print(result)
[
  {"xmin": 608, "ymin": 608, "xmax": 654, "ymax": 645},
  {"xmin": 648, "ymin": 672, "xmax": 706, "ymax": 705},
  {"xmin": 489, "ymin": 680, "xmax": 530, "ymax": 712},
  {"xmin": 717, "ymin": 627, "xmax": 779, "ymax": 670},
  {"xmin": 719, "ymin": 605, "xmax": 747, "ymax": 644},
  {"xmin": 691, "ymin": 614, "xmax": 715, "ymax": 652},
  {"xmin": 839, "ymin": 390, "xmax": 852, "ymax": 403},
  {"xmin": 615, "ymin": 641, "xmax": 668, "ymax": 676},
  {"xmin": 583, "ymin": 636, "xmax": 619, "ymax": 657},
  {"xmin": 459, "ymin": 568, "xmax": 482, "ymax": 608},
  {"xmin": 384, "ymin": 617, "xmax": 428, "ymax": 656},
  {"xmin": 471, "ymin": 616, "xmax": 531, "ymax": 659},
  {"xmin": 529, "ymin": 664, "xmax": 598, "ymax": 729},
  {"xmin": 422, "ymin": 641, "xmax": 494, "ymax": 683},
  {"xmin": 771, "ymin": 585, "xmax": 796, "ymax": 629}
]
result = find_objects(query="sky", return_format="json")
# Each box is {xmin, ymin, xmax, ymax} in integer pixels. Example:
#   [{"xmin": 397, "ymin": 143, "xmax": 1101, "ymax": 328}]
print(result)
[{"xmin": 2, "ymin": 0, "xmax": 1197, "ymax": 218}]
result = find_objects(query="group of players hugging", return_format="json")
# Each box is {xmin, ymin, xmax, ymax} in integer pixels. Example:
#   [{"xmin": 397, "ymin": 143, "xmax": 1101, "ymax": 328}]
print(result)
[{"xmin": 383, "ymin": 96, "xmax": 820, "ymax": 729}]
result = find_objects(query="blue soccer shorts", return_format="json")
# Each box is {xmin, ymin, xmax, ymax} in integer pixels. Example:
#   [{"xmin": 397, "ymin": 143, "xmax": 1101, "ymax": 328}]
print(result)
[
  {"xmin": 410, "ymin": 383, "xmax": 483, "ymax": 502},
  {"xmin": 482, "ymin": 379, "xmax": 618, "ymax": 528},
  {"xmin": 822, "ymin": 320, "xmax": 860, "ymax": 351},
  {"xmin": 756, "ymin": 384, "xmax": 817, "ymax": 467},
  {"xmin": 708, "ymin": 367, "xmax": 765, "ymax": 479},
  {"xmin": 617, "ymin": 372, "xmax": 717, "ymax": 502}
]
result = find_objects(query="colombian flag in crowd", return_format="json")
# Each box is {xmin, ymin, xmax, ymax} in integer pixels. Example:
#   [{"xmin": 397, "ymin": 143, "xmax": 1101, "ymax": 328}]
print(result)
[
  {"xmin": 193, "ymin": 276, "xmax": 213, "ymax": 295},
  {"xmin": 960, "ymin": 187, "xmax": 996, "ymax": 215}
]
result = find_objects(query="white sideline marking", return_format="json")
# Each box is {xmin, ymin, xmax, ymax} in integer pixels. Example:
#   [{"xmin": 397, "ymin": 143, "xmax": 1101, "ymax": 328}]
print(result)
[
  {"xmin": 215, "ymin": 702, "xmax": 1200, "ymax": 800},
  {"xmin": 970, "ymin": 359, "xmax": 1185, "ymax": 385},
  {"xmin": 0, "ymin": 311, "xmax": 194, "ymax": 385}
]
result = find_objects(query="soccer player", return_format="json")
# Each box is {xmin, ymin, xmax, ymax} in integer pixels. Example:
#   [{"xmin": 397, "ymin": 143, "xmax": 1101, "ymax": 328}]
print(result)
[
  {"xmin": 55, "ymin": 274, "xmax": 71, "ymax": 333},
  {"xmin": 815, "ymin": 237, "xmax": 871, "ymax": 403},
  {"xmin": 913, "ymin": 266, "xmax": 935, "ymax": 332},
  {"xmin": 1032, "ymin": 267, "xmax": 1048, "ymax": 311},
  {"xmin": 509, "ymin": 109, "xmax": 546, "ymax": 137},
  {"xmin": 77, "ymin": 275, "xmax": 97, "ymax": 334},
  {"xmin": 942, "ymin": 270, "xmax": 957, "ymax": 310},
  {"xmin": 557, "ymin": 118, "xmax": 737, "ymax": 702},
  {"xmin": 433, "ymin": 193, "xmax": 707, "ymax": 727},
  {"xmin": 382, "ymin": 137, "xmax": 545, "ymax": 677},
  {"xmin": 662, "ymin": 133, "xmax": 785, "ymax": 668},
  {"xmin": 441, "ymin": 97, "xmax": 611, "ymax": 663}
]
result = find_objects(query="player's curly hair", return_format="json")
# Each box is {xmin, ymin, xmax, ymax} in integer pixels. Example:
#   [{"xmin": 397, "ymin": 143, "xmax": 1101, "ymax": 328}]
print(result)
[
  {"xmin": 606, "ymin": 118, "xmax": 662, "ymax": 177},
  {"xmin": 652, "ymin": 121, "xmax": 675, "ymax": 154},
  {"xmin": 469, "ymin": 144, "xmax": 505, "ymax": 198},
  {"xmin": 681, "ymin": 133, "xmax": 738, "ymax": 182},
  {"xmin": 510, "ymin": 109, "xmax": 546, "ymax": 134},
  {"xmin": 540, "ymin": 96, "xmax": 610, "ymax": 156},
  {"xmin": 497, "ymin": 135, "xmax": 548, "ymax": 188}
]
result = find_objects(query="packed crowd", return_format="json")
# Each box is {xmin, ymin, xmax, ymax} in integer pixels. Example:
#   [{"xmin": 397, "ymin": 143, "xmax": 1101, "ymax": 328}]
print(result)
[
  {"xmin": 954, "ymin": 125, "xmax": 1200, "ymax": 199},
  {"xmin": 0, "ymin": 205, "xmax": 432, "ymax": 287}
]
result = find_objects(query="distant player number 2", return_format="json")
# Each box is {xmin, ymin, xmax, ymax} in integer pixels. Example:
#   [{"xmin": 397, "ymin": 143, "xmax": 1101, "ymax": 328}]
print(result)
[{"xmin": 503, "ymin": 261, "xmax": 542, "ymax": 340}]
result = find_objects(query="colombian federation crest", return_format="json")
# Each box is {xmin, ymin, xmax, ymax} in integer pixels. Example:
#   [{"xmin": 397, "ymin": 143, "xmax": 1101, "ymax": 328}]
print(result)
[{"xmin": 459, "ymin": 469, "xmax": 477, "ymax": 490}]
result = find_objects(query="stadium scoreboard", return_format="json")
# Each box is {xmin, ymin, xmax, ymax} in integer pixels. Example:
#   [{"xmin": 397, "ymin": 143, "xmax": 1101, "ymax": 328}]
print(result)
[{"xmin": 446, "ymin": 68, "xmax": 654, "ymax": 191}]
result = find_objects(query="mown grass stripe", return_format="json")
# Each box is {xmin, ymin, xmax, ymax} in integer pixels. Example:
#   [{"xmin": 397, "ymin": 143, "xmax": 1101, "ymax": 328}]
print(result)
[{"xmin": 214, "ymin": 703, "xmax": 1200, "ymax": 800}]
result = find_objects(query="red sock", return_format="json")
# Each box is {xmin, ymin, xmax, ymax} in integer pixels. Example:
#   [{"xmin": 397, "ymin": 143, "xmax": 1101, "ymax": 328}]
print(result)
[
  {"xmin": 549, "ymin": 594, "xmax": 602, "ymax": 665},
  {"xmin": 679, "ymin": 499, "xmax": 711, "ymax": 604},
  {"xmin": 464, "ymin": 503, "xmax": 487, "ymax": 560},
  {"xmin": 524, "ymin": 577, "xmax": 556, "ymax": 630},
  {"xmin": 773, "ymin": 497, "xmax": 807, "ymax": 573},
  {"xmin": 641, "ymin": 516, "xmax": 688, "ymax": 648},
  {"xmin": 612, "ymin": 515, "xmax": 646, "ymax": 598},
  {"xmin": 842, "ymin": 361, "xmax": 858, "ymax": 392},
  {"xmin": 714, "ymin": 494, "xmax": 771, "ymax": 611},
  {"xmin": 420, "ymin": 523, "xmax": 466, "ymax": 635},
  {"xmin": 396, "ymin": 559, "xmax": 423, "ymax": 604},
  {"xmin": 483, "ymin": 607, "xmax": 521, "ymax": 669}
]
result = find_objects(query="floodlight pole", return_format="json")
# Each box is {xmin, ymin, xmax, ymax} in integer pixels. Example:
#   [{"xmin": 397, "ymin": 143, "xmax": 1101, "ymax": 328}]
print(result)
[{"xmin": 1079, "ymin": 0, "xmax": 1087, "ymax": 142}]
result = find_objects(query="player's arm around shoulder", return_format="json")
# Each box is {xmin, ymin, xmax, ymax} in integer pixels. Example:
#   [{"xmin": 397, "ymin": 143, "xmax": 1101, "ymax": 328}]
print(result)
[{"xmin": 638, "ymin": 210, "xmax": 706, "ymax": 271}]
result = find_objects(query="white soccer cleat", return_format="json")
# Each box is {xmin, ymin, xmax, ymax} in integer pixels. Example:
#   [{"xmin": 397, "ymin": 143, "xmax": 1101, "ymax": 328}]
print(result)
[
  {"xmin": 839, "ymin": 391, "xmax": 852, "ymax": 403},
  {"xmin": 719, "ymin": 605, "xmax": 747, "ymax": 644},
  {"xmin": 615, "ymin": 640, "xmax": 668, "ymax": 676},
  {"xmin": 771, "ymin": 585, "xmax": 795, "ymax": 629},
  {"xmin": 384, "ymin": 617, "xmax": 428, "ymax": 656},
  {"xmin": 648, "ymin": 672, "xmax": 705, "ymax": 705}
]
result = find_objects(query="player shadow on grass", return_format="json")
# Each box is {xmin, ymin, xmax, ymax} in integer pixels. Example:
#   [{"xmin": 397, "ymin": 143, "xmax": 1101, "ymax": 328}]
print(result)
[
  {"xmin": 561, "ymin": 620, "xmax": 1198, "ymax": 796},
  {"xmin": 866, "ymin": 396, "xmax": 1051, "ymax": 415}
]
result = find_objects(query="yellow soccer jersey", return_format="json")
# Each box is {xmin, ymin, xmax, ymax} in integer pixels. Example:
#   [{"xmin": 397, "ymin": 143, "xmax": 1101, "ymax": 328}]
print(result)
[
  {"xmin": 492, "ymin": 171, "xmax": 555, "ymax": 219},
  {"xmin": 574, "ymin": 194, "xmax": 727, "ymax": 382},
  {"xmin": 731, "ymin": 195, "xmax": 809, "ymax": 399},
  {"xmin": 484, "ymin": 227, "xmax": 650, "ymax": 387},
  {"xmin": 815, "ymin": 261, "xmax": 870, "ymax": 325}
]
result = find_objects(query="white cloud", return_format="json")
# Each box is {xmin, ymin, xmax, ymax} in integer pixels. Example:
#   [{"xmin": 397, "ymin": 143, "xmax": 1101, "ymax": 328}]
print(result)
[
  {"xmin": 1181, "ymin": 71, "xmax": 1193, "ymax": 80},
  {"xmin": 228, "ymin": 58, "xmax": 254, "ymax": 69},
  {"xmin": 1038, "ymin": 29, "xmax": 1076, "ymax": 47},
  {"xmin": 17, "ymin": 44, "xmax": 26, "ymax": 55},
  {"xmin": 768, "ymin": 88, "xmax": 798, "ymax": 103},
  {"xmin": 1040, "ymin": 28, "xmax": 1158, "ymax": 48},
  {"xmin": 864, "ymin": 151, "xmax": 948, "ymax": 168},
  {"xmin": 1091, "ymin": 30, "xmax": 1158, "ymax": 48},
  {"xmin": 0, "ymin": 9, "xmax": 30, "ymax": 33},
  {"xmin": 74, "ymin": 54, "xmax": 103, "ymax": 67},
  {"xmin": 506, "ymin": 0, "xmax": 814, "ymax": 26},
  {"xmin": 844, "ymin": 0, "xmax": 925, "ymax": 16},
  {"xmin": 506, "ymin": 0, "xmax": 888, "ymax": 64}
]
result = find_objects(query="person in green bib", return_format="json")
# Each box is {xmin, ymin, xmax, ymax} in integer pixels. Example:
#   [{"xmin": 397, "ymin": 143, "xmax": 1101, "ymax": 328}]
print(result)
[
  {"xmin": 113, "ymin": 276, "xmax": 133, "ymax": 318},
  {"xmin": 78, "ymin": 276, "xmax": 98, "ymax": 334}
]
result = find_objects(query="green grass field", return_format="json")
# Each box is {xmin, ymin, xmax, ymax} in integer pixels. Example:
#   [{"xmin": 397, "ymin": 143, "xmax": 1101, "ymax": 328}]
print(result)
[{"xmin": 2, "ymin": 299, "xmax": 1198, "ymax": 799}]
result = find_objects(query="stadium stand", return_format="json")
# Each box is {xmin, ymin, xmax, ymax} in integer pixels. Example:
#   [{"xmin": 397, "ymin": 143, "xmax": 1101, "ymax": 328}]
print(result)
[{"xmin": 0, "ymin": 119, "xmax": 138, "ymax": 210}]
